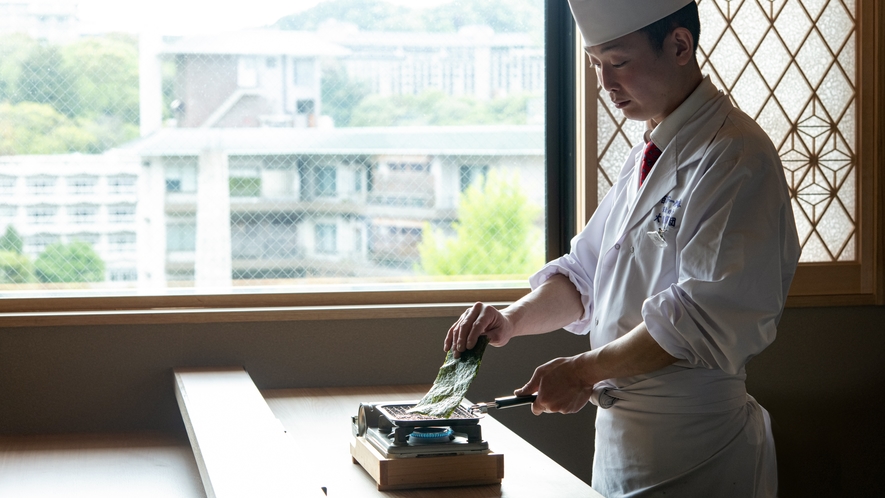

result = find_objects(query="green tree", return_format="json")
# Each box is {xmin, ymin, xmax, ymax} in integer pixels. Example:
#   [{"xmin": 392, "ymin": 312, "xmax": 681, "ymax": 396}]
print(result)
[
  {"xmin": 35, "ymin": 241, "xmax": 105, "ymax": 284},
  {"xmin": 0, "ymin": 251, "xmax": 35, "ymax": 284},
  {"xmin": 321, "ymin": 61, "xmax": 372, "ymax": 127},
  {"xmin": 62, "ymin": 35, "xmax": 140, "ymax": 125},
  {"xmin": 418, "ymin": 170, "xmax": 544, "ymax": 277},
  {"xmin": 276, "ymin": 0, "xmax": 419, "ymax": 31},
  {"xmin": 15, "ymin": 43, "xmax": 80, "ymax": 117},
  {"xmin": 276, "ymin": 0, "xmax": 543, "ymax": 35},
  {"xmin": 0, "ymin": 33, "xmax": 39, "ymax": 102},
  {"xmin": 0, "ymin": 101, "xmax": 99, "ymax": 154},
  {"xmin": 0, "ymin": 225, "xmax": 23, "ymax": 254}
]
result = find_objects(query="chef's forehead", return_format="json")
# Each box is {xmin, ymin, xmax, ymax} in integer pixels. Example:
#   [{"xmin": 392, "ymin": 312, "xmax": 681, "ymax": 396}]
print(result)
[{"xmin": 568, "ymin": 0, "xmax": 695, "ymax": 48}]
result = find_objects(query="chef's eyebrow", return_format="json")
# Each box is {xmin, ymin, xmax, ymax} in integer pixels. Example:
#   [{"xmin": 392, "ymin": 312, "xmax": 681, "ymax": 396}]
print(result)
[{"xmin": 587, "ymin": 42, "xmax": 625, "ymax": 58}]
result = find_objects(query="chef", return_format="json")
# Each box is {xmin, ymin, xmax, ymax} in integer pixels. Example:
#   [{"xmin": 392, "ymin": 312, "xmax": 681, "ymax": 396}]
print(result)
[{"xmin": 445, "ymin": 1, "xmax": 801, "ymax": 496}]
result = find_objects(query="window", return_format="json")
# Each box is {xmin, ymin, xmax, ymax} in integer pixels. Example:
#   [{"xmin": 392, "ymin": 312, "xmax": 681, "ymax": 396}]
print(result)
[
  {"xmin": 1, "ymin": 0, "xmax": 876, "ymax": 324},
  {"xmin": 68, "ymin": 204, "xmax": 98, "ymax": 224},
  {"xmin": 0, "ymin": 205, "xmax": 17, "ymax": 220},
  {"xmin": 229, "ymin": 159, "xmax": 262, "ymax": 197},
  {"xmin": 108, "ymin": 175, "xmax": 137, "ymax": 194},
  {"xmin": 70, "ymin": 233, "xmax": 100, "ymax": 247},
  {"xmin": 27, "ymin": 205, "xmax": 58, "ymax": 224},
  {"xmin": 25, "ymin": 233, "xmax": 59, "ymax": 255},
  {"xmin": 67, "ymin": 175, "xmax": 98, "ymax": 194},
  {"xmin": 108, "ymin": 232, "xmax": 136, "ymax": 252},
  {"xmin": 27, "ymin": 176, "xmax": 57, "ymax": 195},
  {"xmin": 108, "ymin": 204, "xmax": 136, "ymax": 223},
  {"xmin": 0, "ymin": 176, "xmax": 16, "ymax": 195},
  {"xmin": 315, "ymin": 223, "xmax": 337, "ymax": 254},
  {"xmin": 165, "ymin": 158, "xmax": 198, "ymax": 193},
  {"xmin": 459, "ymin": 164, "xmax": 489, "ymax": 192},
  {"xmin": 167, "ymin": 221, "xmax": 196, "ymax": 252},
  {"xmin": 581, "ymin": 0, "xmax": 881, "ymax": 303},
  {"xmin": 109, "ymin": 268, "xmax": 138, "ymax": 281}
]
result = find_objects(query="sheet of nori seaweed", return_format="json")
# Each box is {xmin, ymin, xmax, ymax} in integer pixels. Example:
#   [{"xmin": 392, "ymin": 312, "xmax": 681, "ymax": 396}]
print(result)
[{"xmin": 409, "ymin": 336, "xmax": 491, "ymax": 418}]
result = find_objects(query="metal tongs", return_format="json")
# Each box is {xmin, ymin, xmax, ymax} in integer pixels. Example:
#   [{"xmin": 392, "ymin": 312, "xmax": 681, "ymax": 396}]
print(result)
[{"xmin": 469, "ymin": 394, "xmax": 538, "ymax": 415}]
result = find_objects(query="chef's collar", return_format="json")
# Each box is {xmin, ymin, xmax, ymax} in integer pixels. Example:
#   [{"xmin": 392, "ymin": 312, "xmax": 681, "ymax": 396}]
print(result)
[{"xmin": 646, "ymin": 75, "xmax": 720, "ymax": 149}]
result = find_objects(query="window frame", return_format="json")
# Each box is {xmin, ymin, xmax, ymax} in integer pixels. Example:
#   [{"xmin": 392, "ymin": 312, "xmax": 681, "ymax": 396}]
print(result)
[
  {"xmin": 0, "ymin": 1, "xmax": 880, "ymax": 329},
  {"xmin": 574, "ymin": 0, "xmax": 884, "ymax": 308}
]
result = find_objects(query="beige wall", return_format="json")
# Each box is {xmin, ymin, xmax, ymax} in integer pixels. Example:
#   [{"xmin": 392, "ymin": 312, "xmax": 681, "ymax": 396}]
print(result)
[{"xmin": 1, "ymin": 305, "xmax": 883, "ymax": 497}]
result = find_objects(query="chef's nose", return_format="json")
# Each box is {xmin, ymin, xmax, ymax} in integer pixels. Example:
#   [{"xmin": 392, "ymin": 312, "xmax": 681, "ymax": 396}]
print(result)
[{"xmin": 597, "ymin": 64, "xmax": 618, "ymax": 93}]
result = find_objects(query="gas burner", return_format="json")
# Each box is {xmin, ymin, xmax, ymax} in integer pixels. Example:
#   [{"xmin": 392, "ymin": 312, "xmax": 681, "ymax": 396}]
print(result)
[{"xmin": 352, "ymin": 401, "xmax": 490, "ymax": 458}]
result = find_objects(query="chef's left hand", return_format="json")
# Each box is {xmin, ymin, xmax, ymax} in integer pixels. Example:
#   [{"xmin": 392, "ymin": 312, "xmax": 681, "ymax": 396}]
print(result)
[{"xmin": 514, "ymin": 353, "xmax": 595, "ymax": 415}]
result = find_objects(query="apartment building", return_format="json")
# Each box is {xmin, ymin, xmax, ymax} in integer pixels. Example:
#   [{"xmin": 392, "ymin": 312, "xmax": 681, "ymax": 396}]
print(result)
[
  {"xmin": 128, "ymin": 126, "xmax": 544, "ymax": 287},
  {"xmin": 0, "ymin": 152, "xmax": 141, "ymax": 284}
]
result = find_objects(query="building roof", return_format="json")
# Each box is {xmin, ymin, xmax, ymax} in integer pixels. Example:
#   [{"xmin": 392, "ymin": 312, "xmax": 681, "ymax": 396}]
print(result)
[
  {"xmin": 313, "ymin": 21, "xmax": 540, "ymax": 49},
  {"xmin": 160, "ymin": 29, "xmax": 350, "ymax": 57},
  {"xmin": 123, "ymin": 126, "xmax": 544, "ymax": 157}
]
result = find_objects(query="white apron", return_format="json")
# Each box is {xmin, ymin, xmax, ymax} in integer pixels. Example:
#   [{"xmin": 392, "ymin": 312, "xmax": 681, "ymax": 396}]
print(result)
[{"xmin": 530, "ymin": 81, "xmax": 800, "ymax": 497}]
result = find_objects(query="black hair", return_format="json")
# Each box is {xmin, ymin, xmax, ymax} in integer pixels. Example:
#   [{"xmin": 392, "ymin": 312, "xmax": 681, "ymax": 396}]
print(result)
[{"xmin": 638, "ymin": 1, "xmax": 701, "ymax": 56}]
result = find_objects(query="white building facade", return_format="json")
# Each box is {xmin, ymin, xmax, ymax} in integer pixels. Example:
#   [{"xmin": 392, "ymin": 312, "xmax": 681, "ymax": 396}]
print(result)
[{"xmin": 0, "ymin": 152, "xmax": 141, "ymax": 285}]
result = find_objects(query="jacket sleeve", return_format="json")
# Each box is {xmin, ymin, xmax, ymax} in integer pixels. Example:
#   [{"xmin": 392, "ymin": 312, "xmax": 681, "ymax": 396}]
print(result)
[
  {"xmin": 643, "ymin": 127, "xmax": 800, "ymax": 375},
  {"xmin": 528, "ymin": 182, "xmax": 617, "ymax": 336}
]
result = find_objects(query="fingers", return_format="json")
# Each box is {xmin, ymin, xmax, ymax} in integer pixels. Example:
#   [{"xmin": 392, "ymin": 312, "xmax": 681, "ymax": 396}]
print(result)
[{"xmin": 448, "ymin": 303, "xmax": 490, "ymax": 358}]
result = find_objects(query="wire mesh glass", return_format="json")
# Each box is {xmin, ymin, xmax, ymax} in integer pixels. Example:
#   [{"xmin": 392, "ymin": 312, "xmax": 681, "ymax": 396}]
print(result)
[{"xmin": 0, "ymin": 0, "xmax": 547, "ymax": 291}]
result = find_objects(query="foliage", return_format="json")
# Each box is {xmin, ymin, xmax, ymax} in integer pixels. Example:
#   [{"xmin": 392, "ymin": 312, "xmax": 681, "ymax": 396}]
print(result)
[
  {"xmin": 0, "ymin": 102, "xmax": 99, "ymax": 154},
  {"xmin": 0, "ymin": 34, "xmax": 140, "ymax": 154},
  {"xmin": 350, "ymin": 91, "xmax": 533, "ymax": 127},
  {"xmin": 321, "ymin": 61, "xmax": 372, "ymax": 127},
  {"xmin": 0, "ymin": 225, "xmax": 23, "ymax": 254},
  {"xmin": 277, "ymin": 0, "xmax": 543, "ymax": 35},
  {"xmin": 418, "ymin": 170, "xmax": 544, "ymax": 276},
  {"xmin": 276, "ymin": 0, "xmax": 419, "ymax": 31},
  {"xmin": 0, "ymin": 250, "xmax": 35, "ymax": 284},
  {"xmin": 63, "ymin": 35, "xmax": 140, "ymax": 125},
  {"xmin": 35, "ymin": 241, "xmax": 105, "ymax": 283}
]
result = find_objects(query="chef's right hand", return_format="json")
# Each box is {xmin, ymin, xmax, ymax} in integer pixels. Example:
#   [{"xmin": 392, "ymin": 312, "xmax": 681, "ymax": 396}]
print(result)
[{"xmin": 445, "ymin": 302, "xmax": 515, "ymax": 358}]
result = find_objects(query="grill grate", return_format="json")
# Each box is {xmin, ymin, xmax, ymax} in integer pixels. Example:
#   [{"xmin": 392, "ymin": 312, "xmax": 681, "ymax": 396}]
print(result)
[{"xmin": 382, "ymin": 404, "xmax": 477, "ymax": 421}]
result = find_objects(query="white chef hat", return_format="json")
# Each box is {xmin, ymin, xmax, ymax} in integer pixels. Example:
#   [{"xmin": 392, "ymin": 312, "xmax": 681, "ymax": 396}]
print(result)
[{"xmin": 568, "ymin": 0, "xmax": 696, "ymax": 47}]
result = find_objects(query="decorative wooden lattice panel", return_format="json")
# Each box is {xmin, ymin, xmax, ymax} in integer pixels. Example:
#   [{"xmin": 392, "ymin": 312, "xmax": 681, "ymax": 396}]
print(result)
[{"xmin": 595, "ymin": 0, "xmax": 857, "ymax": 262}]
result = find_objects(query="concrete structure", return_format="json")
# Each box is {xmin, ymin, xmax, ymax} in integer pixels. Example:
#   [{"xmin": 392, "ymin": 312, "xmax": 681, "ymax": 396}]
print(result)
[
  {"xmin": 0, "ymin": 152, "xmax": 141, "ymax": 285},
  {"xmin": 139, "ymin": 30, "xmax": 349, "ymax": 135},
  {"xmin": 126, "ymin": 126, "xmax": 544, "ymax": 287},
  {"xmin": 316, "ymin": 21, "xmax": 545, "ymax": 102}
]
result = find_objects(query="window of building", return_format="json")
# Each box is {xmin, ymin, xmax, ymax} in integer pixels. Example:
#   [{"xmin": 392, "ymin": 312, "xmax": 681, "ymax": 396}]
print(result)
[
  {"xmin": 108, "ymin": 204, "xmax": 136, "ymax": 223},
  {"xmin": 24, "ymin": 233, "xmax": 59, "ymax": 255},
  {"xmin": 68, "ymin": 205, "xmax": 98, "ymax": 224},
  {"xmin": 109, "ymin": 268, "xmax": 138, "ymax": 282},
  {"xmin": 27, "ymin": 205, "xmax": 58, "ymax": 224},
  {"xmin": 70, "ymin": 233, "xmax": 100, "ymax": 247},
  {"xmin": 315, "ymin": 223, "xmax": 337, "ymax": 254},
  {"xmin": 229, "ymin": 158, "xmax": 262, "ymax": 197},
  {"xmin": 108, "ymin": 232, "xmax": 137, "ymax": 252},
  {"xmin": 0, "ymin": 176, "xmax": 16, "ymax": 195},
  {"xmin": 0, "ymin": 205, "xmax": 17, "ymax": 219},
  {"xmin": 108, "ymin": 175, "xmax": 137, "ymax": 194},
  {"xmin": 167, "ymin": 222, "xmax": 196, "ymax": 252},
  {"xmin": 459, "ymin": 164, "xmax": 489, "ymax": 192},
  {"xmin": 67, "ymin": 175, "xmax": 98, "ymax": 194},
  {"xmin": 165, "ymin": 158, "xmax": 198, "ymax": 193},
  {"xmin": 26, "ymin": 176, "xmax": 57, "ymax": 195}
]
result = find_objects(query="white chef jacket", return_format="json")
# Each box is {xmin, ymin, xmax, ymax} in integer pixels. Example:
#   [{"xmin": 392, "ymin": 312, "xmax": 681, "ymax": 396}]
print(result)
[{"xmin": 530, "ymin": 76, "xmax": 801, "ymax": 497}]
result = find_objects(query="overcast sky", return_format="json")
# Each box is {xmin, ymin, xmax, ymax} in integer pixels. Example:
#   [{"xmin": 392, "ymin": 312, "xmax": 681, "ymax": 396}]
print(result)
[{"xmin": 77, "ymin": 0, "xmax": 454, "ymax": 35}]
